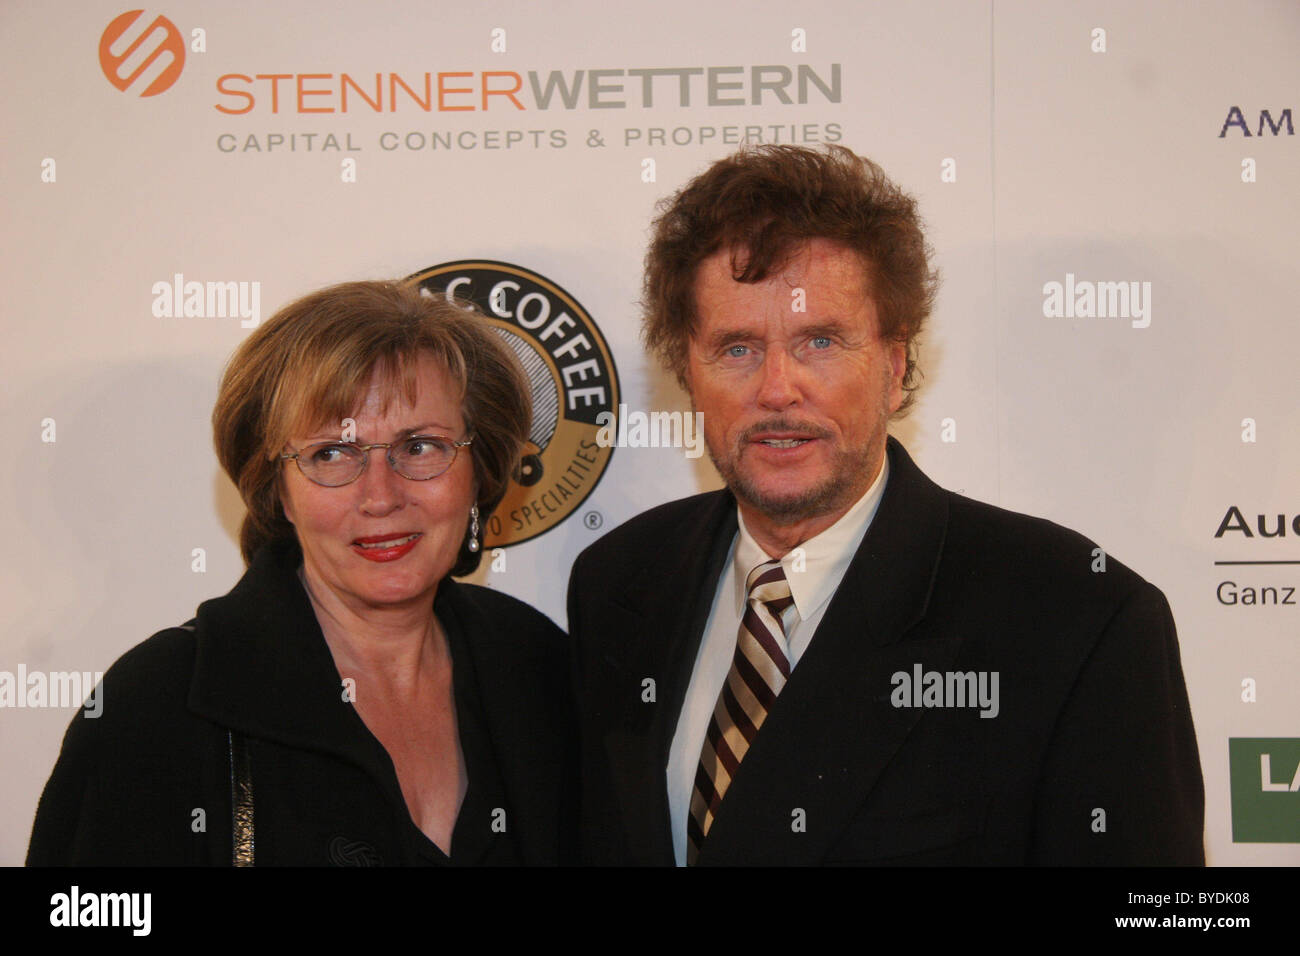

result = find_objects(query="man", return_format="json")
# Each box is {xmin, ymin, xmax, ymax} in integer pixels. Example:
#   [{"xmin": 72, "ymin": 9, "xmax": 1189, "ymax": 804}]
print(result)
[{"xmin": 567, "ymin": 145, "xmax": 1204, "ymax": 865}]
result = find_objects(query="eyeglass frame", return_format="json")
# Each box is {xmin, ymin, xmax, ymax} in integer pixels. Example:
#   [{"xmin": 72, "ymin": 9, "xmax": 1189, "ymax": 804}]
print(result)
[{"xmin": 279, "ymin": 434, "xmax": 474, "ymax": 487}]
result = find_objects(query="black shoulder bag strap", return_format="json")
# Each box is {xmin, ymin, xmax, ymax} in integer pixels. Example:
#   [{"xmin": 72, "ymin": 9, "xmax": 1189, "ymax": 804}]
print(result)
[{"xmin": 228, "ymin": 730, "xmax": 255, "ymax": 866}]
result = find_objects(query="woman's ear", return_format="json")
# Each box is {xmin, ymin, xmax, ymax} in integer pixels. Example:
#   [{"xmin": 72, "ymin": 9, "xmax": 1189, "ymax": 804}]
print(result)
[{"xmin": 278, "ymin": 472, "xmax": 296, "ymax": 527}]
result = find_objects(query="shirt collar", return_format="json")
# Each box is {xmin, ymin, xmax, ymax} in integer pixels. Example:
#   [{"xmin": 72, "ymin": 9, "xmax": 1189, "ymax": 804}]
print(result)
[{"xmin": 733, "ymin": 452, "xmax": 890, "ymax": 620}]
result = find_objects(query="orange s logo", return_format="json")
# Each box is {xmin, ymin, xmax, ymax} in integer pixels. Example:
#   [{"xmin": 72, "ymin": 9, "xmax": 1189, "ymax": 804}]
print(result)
[{"xmin": 99, "ymin": 10, "xmax": 185, "ymax": 97}]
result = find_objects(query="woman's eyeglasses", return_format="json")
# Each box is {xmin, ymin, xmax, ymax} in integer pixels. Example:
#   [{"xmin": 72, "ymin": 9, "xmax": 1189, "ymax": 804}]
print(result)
[{"xmin": 280, "ymin": 435, "xmax": 472, "ymax": 487}]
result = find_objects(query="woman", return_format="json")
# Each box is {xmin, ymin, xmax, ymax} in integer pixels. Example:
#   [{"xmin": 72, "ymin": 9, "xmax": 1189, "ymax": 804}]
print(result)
[{"xmin": 27, "ymin": 281, "xmax": 575, "ymax": 865}]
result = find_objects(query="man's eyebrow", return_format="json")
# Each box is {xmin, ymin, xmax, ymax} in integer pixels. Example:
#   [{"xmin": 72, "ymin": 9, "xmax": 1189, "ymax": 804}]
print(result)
[
  {"xmin": 794, "ymin": 320, "xmax": 851, "ymax": 338},
  {"xmin": 701, "ymin": 328, "xmax": 754, "ymax": 350},
  {"xmin": 700, "ymin": 320, "xmax": 854, "ymax": 350}
]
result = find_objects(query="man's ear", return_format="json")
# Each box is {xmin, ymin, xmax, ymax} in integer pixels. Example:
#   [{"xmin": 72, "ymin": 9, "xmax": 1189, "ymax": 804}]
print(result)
[
  {"xmin": 887, "ymin": 340, "xmax": 907, "ymax": 413},
  {"xmin": 680, "ymin": 340, "xmax": 698, "ymax": 402}
]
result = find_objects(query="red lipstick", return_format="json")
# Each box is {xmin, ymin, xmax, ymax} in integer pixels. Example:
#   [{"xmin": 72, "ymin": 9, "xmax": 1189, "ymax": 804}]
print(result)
[{"xmin": 351, "ymin": 532, "xmax": 422, "ymax": 562}]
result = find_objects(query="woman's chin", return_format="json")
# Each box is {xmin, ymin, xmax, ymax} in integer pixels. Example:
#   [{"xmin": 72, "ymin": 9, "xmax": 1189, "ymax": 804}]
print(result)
[{"xmin": 359, "ymin": 579, "xmax": 438, "ymax": 609}]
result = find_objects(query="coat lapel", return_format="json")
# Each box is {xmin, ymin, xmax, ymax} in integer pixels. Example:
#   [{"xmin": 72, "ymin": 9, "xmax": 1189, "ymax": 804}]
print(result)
[
  {"xmin": 187, "ymin": 539, "xmax": 409, "ymax": 799},
  {"xmin": 698, "ymin": 437, "xmax": 960, "ymax": 865},
  {"xmin": 437, "ymin": 579, "xmax": 570, "ymax": 865},
  {"xmin": 598, "ymin": 490, "xmax": 737, "ymax": 864}
]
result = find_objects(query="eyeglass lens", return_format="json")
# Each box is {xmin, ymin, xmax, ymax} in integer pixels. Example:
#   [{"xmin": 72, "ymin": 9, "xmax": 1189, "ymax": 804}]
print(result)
[{"xmin": 298, "ymin": 437, "xmax": 458, "ymax": 485}]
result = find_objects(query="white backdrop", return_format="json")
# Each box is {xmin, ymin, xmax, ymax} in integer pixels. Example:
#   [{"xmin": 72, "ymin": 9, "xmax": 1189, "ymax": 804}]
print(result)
[{"xmin": 2, "ymin": 0, "xmax": 1297, "ymax": 865}]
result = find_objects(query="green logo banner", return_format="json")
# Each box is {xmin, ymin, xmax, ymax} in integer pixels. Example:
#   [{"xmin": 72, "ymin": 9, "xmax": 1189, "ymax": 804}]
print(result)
[{"xmin": 1229, "ymin": 738, "xmax": 1300, "ymax": 843}]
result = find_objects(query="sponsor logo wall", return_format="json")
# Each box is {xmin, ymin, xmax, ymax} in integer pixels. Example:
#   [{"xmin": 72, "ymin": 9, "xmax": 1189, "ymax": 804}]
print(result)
[{"xmin": 1, "ymin": 1, "xmax": 1295, "ymax": 865}]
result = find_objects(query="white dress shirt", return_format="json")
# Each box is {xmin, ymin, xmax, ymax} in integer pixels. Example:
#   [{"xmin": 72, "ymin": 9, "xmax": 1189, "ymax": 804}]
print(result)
[{"xmin": 667, "ymin": 455, "xmax": 891, "ymax": 865}]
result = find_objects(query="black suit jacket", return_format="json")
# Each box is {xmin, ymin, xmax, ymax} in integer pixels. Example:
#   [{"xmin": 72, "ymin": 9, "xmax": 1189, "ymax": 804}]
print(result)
[{"xmin": 567, "ymin": 437, "xmax": 1204, "ymax": 865}]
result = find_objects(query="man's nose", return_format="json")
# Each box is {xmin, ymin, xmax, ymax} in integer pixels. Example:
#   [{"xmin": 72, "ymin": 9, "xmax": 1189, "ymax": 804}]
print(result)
[{"xmin": 755, "ymin": 347, "xmax": 803, "ymax": 411}]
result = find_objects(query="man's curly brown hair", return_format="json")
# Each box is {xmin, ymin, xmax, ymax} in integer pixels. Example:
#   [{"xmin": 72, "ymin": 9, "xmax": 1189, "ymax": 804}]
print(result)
[{"xmin": 642, "ymin": 144, "xmax": 938, "ymax": 415}]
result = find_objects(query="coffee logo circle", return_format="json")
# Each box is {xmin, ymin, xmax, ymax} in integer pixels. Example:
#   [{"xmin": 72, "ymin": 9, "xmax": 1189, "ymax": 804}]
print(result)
[{"xmin": 408, "ymin": 260, "xmax": 619, "ymax": 548}]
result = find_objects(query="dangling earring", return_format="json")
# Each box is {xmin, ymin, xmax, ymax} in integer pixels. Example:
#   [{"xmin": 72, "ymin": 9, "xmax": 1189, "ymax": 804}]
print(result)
[{"xmin": 467, "ymin": 504, "xmax": 480, "ymax": 552}]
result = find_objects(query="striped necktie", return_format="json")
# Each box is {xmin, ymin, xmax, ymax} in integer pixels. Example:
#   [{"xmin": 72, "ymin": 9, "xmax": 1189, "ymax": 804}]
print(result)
[{"xmin": 687, "ymin": 559, "xmax": 794, "ymax": 864}]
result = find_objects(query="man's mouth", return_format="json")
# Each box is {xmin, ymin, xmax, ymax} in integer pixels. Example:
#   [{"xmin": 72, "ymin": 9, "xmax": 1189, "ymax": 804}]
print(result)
[{"xmin": 756, "ymin": 438, "xmax": 812, "ymax": 448}]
